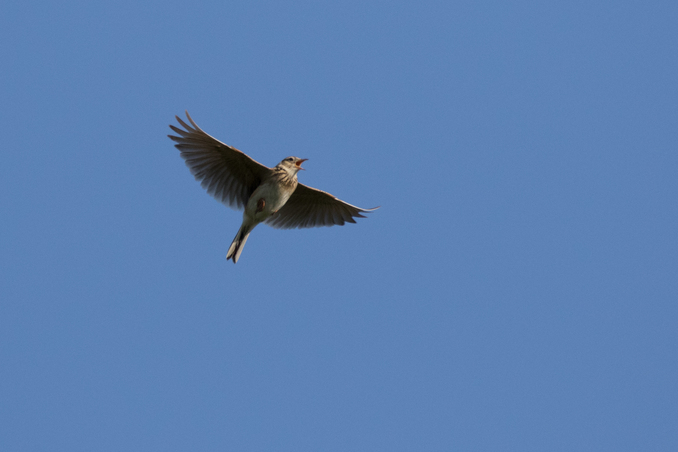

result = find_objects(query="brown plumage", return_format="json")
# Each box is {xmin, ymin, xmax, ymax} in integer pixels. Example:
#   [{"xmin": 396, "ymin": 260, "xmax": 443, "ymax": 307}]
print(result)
[{"xmin": 168, "ymin": 111, "xmax": 378, "ymax": 262}]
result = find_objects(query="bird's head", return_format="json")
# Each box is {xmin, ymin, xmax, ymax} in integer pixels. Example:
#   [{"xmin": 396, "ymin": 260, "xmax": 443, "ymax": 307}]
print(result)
[{"xmin": 279, "ymin": 156, "xmax": 308, "ymax": 174}]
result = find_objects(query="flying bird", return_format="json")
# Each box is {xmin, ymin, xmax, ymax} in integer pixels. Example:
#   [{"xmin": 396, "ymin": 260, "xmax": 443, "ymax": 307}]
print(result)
[{"xmin": 168, "ymin": 112, "xmax": 378, "ymax": 263}]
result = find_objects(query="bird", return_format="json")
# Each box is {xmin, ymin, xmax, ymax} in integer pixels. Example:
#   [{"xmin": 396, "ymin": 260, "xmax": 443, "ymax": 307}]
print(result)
[{"xmin": 168, "ymin": 112, "xmax": 378, "ymax": 263}]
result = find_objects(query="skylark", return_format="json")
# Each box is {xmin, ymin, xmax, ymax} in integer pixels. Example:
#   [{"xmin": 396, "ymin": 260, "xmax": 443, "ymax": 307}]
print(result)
[{"xmin": 169, "ymin": 112, "xmax": 378, "ymax": 263}]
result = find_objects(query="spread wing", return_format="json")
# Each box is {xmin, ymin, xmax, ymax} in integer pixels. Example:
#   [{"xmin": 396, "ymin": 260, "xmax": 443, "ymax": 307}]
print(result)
[
  {"xmin": 168, "ymin": 112, "xmax": 271, "ymax": 210},
  {"xmin": 265, "ymin": 183, "xmax": 379, "ymax": 229}
]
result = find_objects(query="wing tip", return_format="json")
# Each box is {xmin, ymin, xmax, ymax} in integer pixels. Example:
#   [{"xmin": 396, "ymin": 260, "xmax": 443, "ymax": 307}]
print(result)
[{"xmin": 170, "ymin": 111, "xmax": 200, "ymax": 134}]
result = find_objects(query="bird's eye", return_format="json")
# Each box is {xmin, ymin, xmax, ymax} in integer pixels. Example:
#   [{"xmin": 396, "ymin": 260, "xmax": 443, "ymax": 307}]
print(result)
[{"xmin": 286, "ymin": 157, "xmax": 293, "ymax": 162}]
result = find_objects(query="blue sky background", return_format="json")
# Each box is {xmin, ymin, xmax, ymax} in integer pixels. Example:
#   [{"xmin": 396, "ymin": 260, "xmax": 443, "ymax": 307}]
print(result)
[{"xmin": 1, "ymin": 1, "xmax": 677, "ymax": 450}]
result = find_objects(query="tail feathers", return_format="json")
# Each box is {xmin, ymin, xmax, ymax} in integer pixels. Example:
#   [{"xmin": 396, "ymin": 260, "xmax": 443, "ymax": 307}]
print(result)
[{"xmin": 226, "ymin": 225, "xmax": 251, "ymax": 264}]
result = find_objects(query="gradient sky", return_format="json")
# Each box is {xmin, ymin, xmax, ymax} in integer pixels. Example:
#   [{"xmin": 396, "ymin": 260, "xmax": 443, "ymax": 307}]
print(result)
[{"xmin": 2, "ymin": 1, "xmax": 677, "ymax": 450}]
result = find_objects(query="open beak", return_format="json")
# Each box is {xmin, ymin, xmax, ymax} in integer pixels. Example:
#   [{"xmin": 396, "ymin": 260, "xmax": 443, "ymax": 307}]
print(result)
[{"xmin": 296, "ymin": 158, "xmax": 308, "ymax": 170}]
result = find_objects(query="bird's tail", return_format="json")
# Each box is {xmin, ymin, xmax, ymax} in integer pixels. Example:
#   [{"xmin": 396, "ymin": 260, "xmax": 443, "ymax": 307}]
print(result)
[{"xmin": 226, "ymin": 224, "xmax": 252, "ymax": 264}]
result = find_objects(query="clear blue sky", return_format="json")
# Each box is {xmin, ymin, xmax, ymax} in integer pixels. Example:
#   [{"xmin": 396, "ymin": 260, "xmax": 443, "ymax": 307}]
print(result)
[{"xmin": 2, "ymin": 1, "xmax": 677, "ymax": 450}]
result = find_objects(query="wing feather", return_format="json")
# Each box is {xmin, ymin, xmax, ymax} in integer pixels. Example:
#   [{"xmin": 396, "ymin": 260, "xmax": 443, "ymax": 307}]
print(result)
[
  {"xmin": 168, "ymin": 112, "xmax": 271, "ymax": 209},
  {"xmin": 266, "ymin": 183, "xmax": 378, "ymax": 229}
]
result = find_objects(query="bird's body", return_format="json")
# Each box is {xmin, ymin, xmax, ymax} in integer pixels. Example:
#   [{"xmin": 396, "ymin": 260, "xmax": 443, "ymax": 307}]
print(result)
[
  {"xmin": 168, "ymin": 112, "xmax": 377, "ymax": 263},
  {"xmin": 246, "ymin": 163, "xmax": 299, "ymax": 222},
  {"xmin": 227, "ymin": 159, "xmax": 302, "ymax": 262}
]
